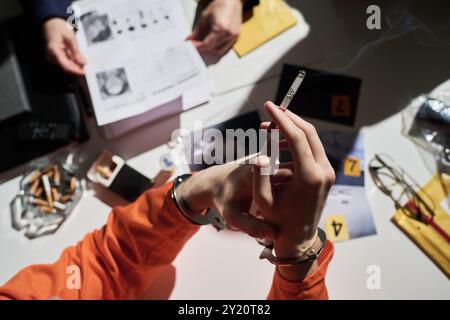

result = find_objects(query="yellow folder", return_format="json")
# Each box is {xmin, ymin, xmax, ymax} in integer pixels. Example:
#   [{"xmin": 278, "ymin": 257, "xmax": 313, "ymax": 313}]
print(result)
[
  {"xmin": 234, "ymin": 0, "xmax": 298, "ymax": 57},
  {"xmin": 392, "ymin": 174, "xmax": 450, "ymax": 278}
]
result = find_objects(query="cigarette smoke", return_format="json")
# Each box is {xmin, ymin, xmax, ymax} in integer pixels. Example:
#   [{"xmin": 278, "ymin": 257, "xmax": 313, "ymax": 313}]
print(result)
[{"xmin": 312, "ymin": 0, "xmax": 450, "ymax": 75}]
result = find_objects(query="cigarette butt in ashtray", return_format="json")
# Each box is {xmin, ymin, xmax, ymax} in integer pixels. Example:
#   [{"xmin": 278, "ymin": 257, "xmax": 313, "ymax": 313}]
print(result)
[
  {"xmin": 29, "ymin": 179, "xmax": 40, "ymax": 195},
  {"xmin": 54, "ymin": 165, "xmax": 61, "ymax": 185},
  {"xmin": 70, "ymin": 177, "xmax": 76, "ymax": 194},
  {"xmin": 27, "ymin": 170, "xmax": 42, "ymax": 185},
  {"xmin": 61, "ymin": 194, "xmax": 73, "ymax": 203},
  {"xmin": 96, "ymin": 165, "xmax": 113, "ymax": 179},
  {"xmin": 42, "ymin": 174, "xmax": 53, "ymax": 208},
  {"xmin": 35, "ymin": 187, "xmax": 43, "ymax": 197},
  {"xmin": 40, "ymin": 206, "xmax": 55, "ymax": 214},
  {"xmin": 28, "ymin": 197, "xmax": 48, "ymax": 207}
]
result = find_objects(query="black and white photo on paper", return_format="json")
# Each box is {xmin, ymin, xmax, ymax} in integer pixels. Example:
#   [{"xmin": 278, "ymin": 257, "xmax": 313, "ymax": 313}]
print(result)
[
  {"xmin": 81, "ymin": 11, "xmax": 114, "ymax": 45},
  {"xmin": 96, "ymin": 68, "xmax": 131, "ymax": 100}
]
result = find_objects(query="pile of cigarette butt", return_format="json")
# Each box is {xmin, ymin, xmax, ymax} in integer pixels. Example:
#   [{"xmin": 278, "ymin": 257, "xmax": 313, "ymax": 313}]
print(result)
[
  {"xmin": 95, "ymin": 165, "xmax": 114, "ymax": 180},
  {"xmin": 10, "ymin": 163, "xmax": 82, "ymax": 239},
  {"xmin": 22, "ymin": 165, "xmax": 77, "ymax": 214}
]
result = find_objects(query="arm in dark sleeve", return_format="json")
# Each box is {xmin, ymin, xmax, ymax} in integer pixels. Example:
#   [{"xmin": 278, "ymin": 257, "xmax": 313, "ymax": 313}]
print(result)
[{"xmin": 20, "ymin": 0, "xmax": 73, "ymax": 25}]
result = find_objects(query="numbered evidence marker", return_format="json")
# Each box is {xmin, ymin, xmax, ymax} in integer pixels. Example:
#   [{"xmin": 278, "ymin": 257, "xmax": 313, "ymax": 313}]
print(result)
[
  {"xmin": 344, "ymin": 156, "xmax": 361, "ymax": 177},
  {"xmin": 325, "ymin": 215, "xmax": 350, "ymax": 242},
  {"xmin": 331, "ymin": 95, "xmax": 351, "ymax": 117}
]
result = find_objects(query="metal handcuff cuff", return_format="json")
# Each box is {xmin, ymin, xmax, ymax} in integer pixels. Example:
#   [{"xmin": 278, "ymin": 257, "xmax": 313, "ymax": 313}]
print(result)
[
  {"xmin": 171, "ymin": 174, "xmax": 226, "ymax": 231},
  {"xmin": 171, "ymin": 174, "xmax": 327, "ymax": 266}
]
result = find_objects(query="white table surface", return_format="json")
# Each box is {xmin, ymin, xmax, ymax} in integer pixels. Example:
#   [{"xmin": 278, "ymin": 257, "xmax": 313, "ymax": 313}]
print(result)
[{"xmin": 1, "ymin": 0, "xmax": 450, "ymax": 299}]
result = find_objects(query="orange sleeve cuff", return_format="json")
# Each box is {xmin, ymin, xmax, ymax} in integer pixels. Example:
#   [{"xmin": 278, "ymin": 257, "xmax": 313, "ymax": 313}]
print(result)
[{"xmin": 267, "ymin": 240, "xmax": 334, "ymax": 300}]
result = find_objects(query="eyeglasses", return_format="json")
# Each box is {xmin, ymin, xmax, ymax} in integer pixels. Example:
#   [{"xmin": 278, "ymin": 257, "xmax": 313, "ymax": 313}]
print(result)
[{"xmin": 368, "ymin": 153, "xmax": 435, "ymax": 223}]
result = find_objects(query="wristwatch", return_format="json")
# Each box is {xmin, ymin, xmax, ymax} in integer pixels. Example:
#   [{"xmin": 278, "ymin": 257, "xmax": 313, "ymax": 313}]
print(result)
[{"xmin": 171, "ymin": 174, "xmax": 225, "ymax": 231}]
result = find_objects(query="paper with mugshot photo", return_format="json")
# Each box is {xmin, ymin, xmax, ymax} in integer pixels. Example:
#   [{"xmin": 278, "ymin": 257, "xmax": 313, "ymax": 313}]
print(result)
[{"xmin": 75, "ymin": 0, "xmax": 209, "ymax": 126}]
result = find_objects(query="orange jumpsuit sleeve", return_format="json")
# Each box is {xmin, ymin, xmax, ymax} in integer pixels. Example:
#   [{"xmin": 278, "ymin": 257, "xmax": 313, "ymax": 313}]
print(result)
[
  {"xmin": 0, "ymin": 181, "xmax": 334, "ymax": 300},
  {"xmin": 0, "ymin": 183, "xmax": 200, "ymax": 300},
  {"xmin": 267, "ymin": 241, "xmax": 334, "ymax": 300}
]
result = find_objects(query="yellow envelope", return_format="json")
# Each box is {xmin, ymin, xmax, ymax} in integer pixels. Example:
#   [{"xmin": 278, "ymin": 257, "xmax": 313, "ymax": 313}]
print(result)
[{"xmin": 234, "ymin": 0, "xmax": 298, "ymax": 57}]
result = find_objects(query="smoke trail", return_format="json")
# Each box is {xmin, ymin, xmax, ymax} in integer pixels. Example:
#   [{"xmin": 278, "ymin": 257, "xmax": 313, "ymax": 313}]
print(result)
[{"xmin": 311, "ymin": 0, "xmax": 450, "ymax": 75}]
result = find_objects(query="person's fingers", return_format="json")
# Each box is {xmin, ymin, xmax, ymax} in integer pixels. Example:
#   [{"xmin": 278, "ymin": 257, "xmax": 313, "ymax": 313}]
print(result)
[
  {"xmin": 196, "ymin": 30, "xmax": 227, "ymax": 53},
  {"xmin": 262, "ymin": 108, "xmax": 329, "ymax": 164},
  {"xmin": 201, "ymin": 35, "xmax": 234, "ymax": 56},
  {"xmin": 283, "ymin": 110, "xmax": 329, "ymax": 165},
  {"xmin": 48, "ymin": 44, "xmax": 84, "ymax": 76},
  {"xmin": 66, "ymin": 37, "xmax": 86, "ymax": 66},
  {"xmin": 189, "ymin": 39, "xmax": 204, "ymax": 49},
  {"xmin": 264, "ymin": 101, "xmax": 315, "ymax": 168},
  {"xmin": 279, "ymin": 162, "xmax": 295, "ymax": 170},
  {"xmin": 186, "ymin": 30, "xmax": 200, "ymax": 41},
  {"xmin": 187, "ymin": 13, "xmax": 210, "ymax": 42},
  {"xmin": 213, "ymin": 39, "xmax": 235, "ymax": 56},
  {"xmin": 224, "ymin": 207, "xmax": 279, "ymax": 240},
  {"xmin": 279, "ymin": 139, "xmax": 289, "ymax": 150},
  {"xmin": 260, "ymin": 122, "xmax": 277, "ymax": 130},
  {"xmin": 187, "ymin": 28, "xmax": 204, "ymax": 44},
  {"xmin": 271, "ymin": 168, "xmax": 293, "ymax": 184},
  {"xmin": 211, "ymin": 33, "xmax": 232, "ymax": 49},
  {"xmin": 252, "ymin": 155, "xmax": 274, "ymax": 212}
]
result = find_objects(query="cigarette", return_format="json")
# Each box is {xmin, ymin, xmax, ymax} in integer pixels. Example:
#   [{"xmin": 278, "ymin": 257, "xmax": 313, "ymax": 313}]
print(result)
[
  {"xmin": 43, "ymin": 165, "xmax": 53, "ymax": 174},
  {"xmin": 70, "ymin": 177, "xmax": 76, "ymax": 193},
  {"xmin": 35, "ymin": 187, "xmax": 43, "ymax": 197},
  {"xmin": 29, "ymin": 179, "xmax": 40, "ymax": 195},
  {"xmin": 42, "ymin": 175, "xmax": 53, "ymax": 208},
  {"xmin": 279, "ymin": 70, "xmax": 306, "ymax": 111},
  {"xmin": 54, "ymin": 166, "xmax": 60, "ymax": 186},
  {"xmin": 268, "ymin": 70, "xmax": 306, "ymax": 131},
  {"xmin": 53, "ymin": 201, "xmax": 67, "ymax": 211},
  {"xmin": 96, "ymin": 165, "xmax": 113, "ymax": 179},
  {"xmin": 27, "ymin": 170, "xmax": 42, "ymax": 185},
  {"xmin": 61, "ymin": 194, "xmax": 73, "ymax": 203},
  {"xmin": 40, "ymin": 206, "xmax": 55, "ymax": 214},
  {"xmin": 28, "ymin": 197, "xmax": 48, "ymax": 206},
  {"xmin": 52, "ymin": 188, "xmax": 60, "ymax": 201}
]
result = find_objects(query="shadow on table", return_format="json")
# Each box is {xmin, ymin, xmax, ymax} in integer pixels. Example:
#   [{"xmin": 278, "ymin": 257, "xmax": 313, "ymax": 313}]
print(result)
[
  {"xmin": 104, "ymin": 0, "xmax": 450, "ymax": 186},
  {"xmin": 246, "ymin": 0, "xmax": 450, "ymax": 130}
]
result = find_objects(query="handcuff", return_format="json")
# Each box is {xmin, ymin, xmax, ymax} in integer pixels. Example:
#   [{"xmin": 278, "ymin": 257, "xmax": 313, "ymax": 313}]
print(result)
[
  {"xmin": 171, "ymin": 174, "xmax": 225, "ymax": 231},
  {"xmin": 259, "ymin": 228, "xmax": 327, "ymax": 266},
  {"xmin": 171, "ymin": 174, "xmax": 327, "ymax": 266}
]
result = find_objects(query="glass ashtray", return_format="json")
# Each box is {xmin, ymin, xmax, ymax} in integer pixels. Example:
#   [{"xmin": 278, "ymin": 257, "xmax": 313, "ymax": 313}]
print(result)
[{"xmin": 10, "ymin": 162, "xmax": 83, "ymax": 239}]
